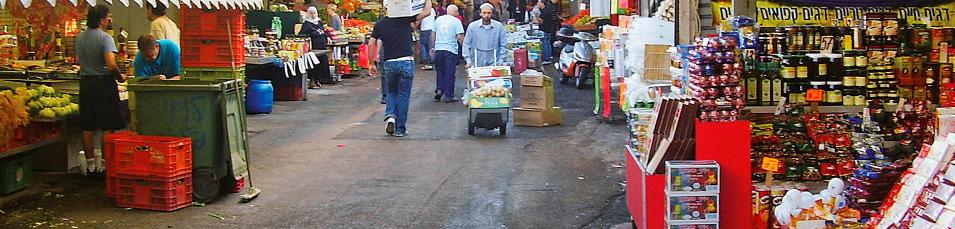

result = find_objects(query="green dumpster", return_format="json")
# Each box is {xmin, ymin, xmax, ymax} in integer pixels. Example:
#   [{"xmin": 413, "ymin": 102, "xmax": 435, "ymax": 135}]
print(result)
[{"xmin": 128, "ymin": 79, "xmax": 249, "ymax": 203}]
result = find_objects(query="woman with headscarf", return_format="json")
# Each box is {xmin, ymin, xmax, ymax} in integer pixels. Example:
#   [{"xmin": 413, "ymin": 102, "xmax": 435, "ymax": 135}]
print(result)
[{"xmin": 299, "ymin": 6, "xmax": 332, "ymax": 88}]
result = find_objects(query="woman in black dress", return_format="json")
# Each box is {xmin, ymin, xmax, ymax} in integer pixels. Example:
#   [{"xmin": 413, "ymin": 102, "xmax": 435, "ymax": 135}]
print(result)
[{"xmin": 299, "ymin": 6, "xmax": 332, "ymax": 88}]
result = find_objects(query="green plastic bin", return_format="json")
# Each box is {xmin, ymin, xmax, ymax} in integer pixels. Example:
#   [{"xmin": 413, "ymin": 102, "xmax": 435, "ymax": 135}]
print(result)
[
  {"xmin": 1, "ymin": 155, "xmax": 32, "ymax": 195},
  {"xmin": 182, "ymin": 67, "xmax": 246, "ymax": 81},
  {"xmin": 128, "ymin": 79, "xmax": 249, "ymax": 203}
]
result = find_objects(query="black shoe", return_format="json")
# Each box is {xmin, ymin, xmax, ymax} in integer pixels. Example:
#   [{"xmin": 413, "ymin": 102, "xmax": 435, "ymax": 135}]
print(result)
[
  {"xmin": 380, "ymin": 98, "xmax": 386, "ymax": 104},
  {"xmin": 433, "ymin": 90, "xmax": 443, "ymax": 102},
  {"xmin": 443, "ymin": 98, "xmax": 461, "ymax": 103}
]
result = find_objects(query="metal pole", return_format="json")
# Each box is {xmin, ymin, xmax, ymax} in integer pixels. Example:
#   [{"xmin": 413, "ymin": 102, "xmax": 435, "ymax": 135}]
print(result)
[{"xmin": 674, "ymin": 0, "xmax": 680, "ymax": 44}]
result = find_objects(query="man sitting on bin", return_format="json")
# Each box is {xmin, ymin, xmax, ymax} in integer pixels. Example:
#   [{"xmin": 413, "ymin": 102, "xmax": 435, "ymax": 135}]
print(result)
[{"xmin": 133, "ymin": 35, "xmax": 181, "ymax": 80}]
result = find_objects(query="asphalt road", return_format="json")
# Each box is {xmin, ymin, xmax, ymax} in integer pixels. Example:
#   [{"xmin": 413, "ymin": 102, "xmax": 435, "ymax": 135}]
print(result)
[{"xmin": 1, "ymin": 64, "xmax": 632, "ymax": 228}]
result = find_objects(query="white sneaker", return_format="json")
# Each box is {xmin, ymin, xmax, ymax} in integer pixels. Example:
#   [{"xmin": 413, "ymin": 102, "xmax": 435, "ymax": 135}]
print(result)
[
  {"xmin": 385, "ymin": 117, "xmax": 396, "ymax": 135},
  {"xmin": 77, "ymin": 151, "xmax": 88, "ymax": 175},
  {"xmin": 94, "ymin": 149, "xmax": 105, "ymax": 173}
]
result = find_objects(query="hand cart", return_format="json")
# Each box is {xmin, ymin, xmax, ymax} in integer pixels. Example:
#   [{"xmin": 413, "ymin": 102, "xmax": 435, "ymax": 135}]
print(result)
[{"xmin": 465, "ymin": 49, "xmax": 512, "ymax": 135}]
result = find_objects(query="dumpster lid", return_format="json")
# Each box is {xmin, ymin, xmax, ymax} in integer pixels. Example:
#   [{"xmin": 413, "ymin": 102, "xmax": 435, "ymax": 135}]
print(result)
[{"xmin": 128, "ymin": 79, "xmax": 244, "ymax": 92}]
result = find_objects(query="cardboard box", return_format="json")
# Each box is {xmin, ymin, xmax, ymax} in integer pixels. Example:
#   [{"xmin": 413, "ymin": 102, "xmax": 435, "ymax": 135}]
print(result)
[
  {"xmin": 666, "ymin": 161, "xmax": 720, "ymax": 194},
  {"xmin": 644, "ymin": 44, "xmax": 672, "ymax": 82},
  {"xmin": 519, "ymin": 85, "xmax": 555, "ymax": 110},
  {"xmin": 513, "ymin": 107, "xmax": 562, "ymax": 127},
  {"xmin": 520, "ymin": 74, "xmax": 553, "ymax": 87},
  {"xmin": 666, "ymin": 194, "xmax": 720, "ymax": 222},
  {"xmin": 383, "ymin": 0, "xmax": 426, "ymax": 18}
]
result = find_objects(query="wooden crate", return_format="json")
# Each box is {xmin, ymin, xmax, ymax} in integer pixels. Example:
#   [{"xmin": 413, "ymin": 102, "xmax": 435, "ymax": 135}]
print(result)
[{"xmin": 643, "ymin": 44, "xmax": 672, "ymax": 83}]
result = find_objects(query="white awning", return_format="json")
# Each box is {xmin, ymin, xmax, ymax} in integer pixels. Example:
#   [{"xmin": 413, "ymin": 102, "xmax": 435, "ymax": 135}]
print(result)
[{"xmin": 1, "ymin": 0, "xmax": 261, "ymax": 9}]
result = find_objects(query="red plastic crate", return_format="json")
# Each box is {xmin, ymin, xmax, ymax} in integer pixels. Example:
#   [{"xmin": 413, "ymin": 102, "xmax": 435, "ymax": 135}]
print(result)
[
  {"xmin": 115, "ymin": 174, "xmax": 192, "ymax": 211},
  {"xmin": 25, "ymin": 122, "xmax": 60, "ymax": 144},
  {"xmin": 113, "ymin": 135, "xmax": 192, "ymax": 178},
  {"xmin": 273, "ymin": 81, "xmax": 305, "ymax": 101},
  {"xmin": 180, "ymin": 8, "xmax": 246, "ymax": 37},
  {"xmin": 105, "ymin": 131, "xmax": 137, "ymax": 198},
  {"xmin": 181, "ymin": 34, "xmax": 246, "ymax": 68}
]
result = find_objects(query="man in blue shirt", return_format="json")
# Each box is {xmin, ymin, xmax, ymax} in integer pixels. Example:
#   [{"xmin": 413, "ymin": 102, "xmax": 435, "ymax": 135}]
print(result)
[
  {"xmin": 133, "ymin": 35, "xmax": 181, "ymax": 80},
  {"xmin": 432, "ymin": 4, "xmax": 465, "ymax": 103},
  {"xmin": 463, "ymin": 3, "xmax": 507, "ymax": 68}
]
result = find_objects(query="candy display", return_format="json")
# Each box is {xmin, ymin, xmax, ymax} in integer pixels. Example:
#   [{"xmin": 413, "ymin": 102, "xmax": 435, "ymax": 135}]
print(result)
[
  {"xmin": 666, "ymin": 161, "xmax": 720, "ymax": 193},
  {"xmin": 686, "ymin": 36, "xmax": 745, "ymax": 122},
  {"xmin": 871, "ymin": 134, "xmax": 955, "ymax": 228},
  {"xmin": 667, "ymin": 195, "xmax": 720, "ymax": 221}
]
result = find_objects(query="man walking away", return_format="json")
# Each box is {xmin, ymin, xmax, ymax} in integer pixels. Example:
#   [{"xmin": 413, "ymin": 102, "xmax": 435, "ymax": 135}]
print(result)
[
  {"xmin": 369, "ymin": 0, "xmax": 433, "ymax": 137},
  {"xmin": 432, "ymin": 4, "xmax": 465, "ymax": 103},
  {"xmin": 463, "ymin": 3, "xmax": 507, "ymax": 68},
  {"xmin": 539, "ymin": 0, "xmax": 560, "ymax": 64},
  {"xmin": 75, "ymin": 5, "xmax": 127, "ymax": 175},
  {"xmin": 418, "ymin": 6, "xmax": 436, "ymax": 70},
  {"xmin": 369, "ymin": 37, "xmax": 386, "ymax": 104}
]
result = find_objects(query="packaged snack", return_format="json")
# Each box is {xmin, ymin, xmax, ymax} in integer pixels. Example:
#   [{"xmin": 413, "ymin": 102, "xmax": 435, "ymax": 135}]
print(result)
[
  {"xmin": 667, "ymin": 195, "xmax": 720, "ymax": 221},
  {"xmin": 666, "ymin": 161, "xmax": 720, "ymax": 193}
]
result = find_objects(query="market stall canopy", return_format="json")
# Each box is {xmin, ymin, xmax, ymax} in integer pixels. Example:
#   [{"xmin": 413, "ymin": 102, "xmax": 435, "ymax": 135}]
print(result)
[{"xmin": 0, "ymin": 0, "xmax": 261, "ymax": 9}]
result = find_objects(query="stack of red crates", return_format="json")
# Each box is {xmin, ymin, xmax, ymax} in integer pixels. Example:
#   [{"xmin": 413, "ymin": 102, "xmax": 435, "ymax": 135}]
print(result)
[
  {"xmin": 179, "ymin": 8, "xmax": 246, "ymax": 68},
  {"xmin": 106, "ymin": 132, "xmax": 193, "ymax": 211}
]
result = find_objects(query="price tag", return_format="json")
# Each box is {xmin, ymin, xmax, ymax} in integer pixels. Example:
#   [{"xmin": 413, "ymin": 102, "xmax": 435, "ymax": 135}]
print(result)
[
  {"xmin": 761, "ymin": 157, "xmax": 781, "ymax": 173},
  {"xmin": 820, "ymin": 36, "xmax": 835, "ymax": 54},
  {"xmin": 807, "ymin": 89, "xmax": 825, "ymax": 102}
]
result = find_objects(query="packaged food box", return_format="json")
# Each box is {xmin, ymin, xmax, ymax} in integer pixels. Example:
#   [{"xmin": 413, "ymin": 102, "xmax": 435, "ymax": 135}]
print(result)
[
  {"xmin": 667, "ymin": 194, "xmax": 720, "ymax": 221},
  {"xmin": 383, "ymin": 0, "xmax": 426, "ymax": 18},
  {"xmin": 666, "ymin": 160, "xmax": 720, "ymax": 193},
  {"xmin": 667, "ymin": 221, "xmax": 719, "ymax": 229}
]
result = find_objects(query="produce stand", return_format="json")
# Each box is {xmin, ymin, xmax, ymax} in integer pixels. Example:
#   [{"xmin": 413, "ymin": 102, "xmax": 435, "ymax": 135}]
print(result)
[{"xmin": 245, "ymin": 50, "xmax": 330, "ymax": 102}]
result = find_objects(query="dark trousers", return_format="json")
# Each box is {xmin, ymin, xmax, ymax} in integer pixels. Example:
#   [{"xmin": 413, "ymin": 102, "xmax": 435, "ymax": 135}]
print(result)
[{"xmin": 434, "ymin": 50, "xmax": 458, "ymax": 100}]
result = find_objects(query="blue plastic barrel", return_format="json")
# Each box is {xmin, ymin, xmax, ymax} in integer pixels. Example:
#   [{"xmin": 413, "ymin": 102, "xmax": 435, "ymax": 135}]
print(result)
[{"xmin": 246, "ymin": 80, "xmax": 274, "ymax": 114}]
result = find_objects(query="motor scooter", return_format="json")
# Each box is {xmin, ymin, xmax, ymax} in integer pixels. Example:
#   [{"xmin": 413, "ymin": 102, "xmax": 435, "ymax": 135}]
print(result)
[{"xmin": 554, "ymin": 27, "xmax": 599, "ymax": 89}]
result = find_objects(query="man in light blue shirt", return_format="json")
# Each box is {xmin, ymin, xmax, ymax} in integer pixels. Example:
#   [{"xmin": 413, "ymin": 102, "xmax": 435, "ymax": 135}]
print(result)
[
  {"xmin": 133, "ymin": 35, "xmax": 181, "ymax": 80},
  {"xmin": 431, "ymin": 4, "xmax": 465, "ymax": 103},
  {"xmin": 463, "ymin": 3, "xmax": 507, "ymax": 68}
]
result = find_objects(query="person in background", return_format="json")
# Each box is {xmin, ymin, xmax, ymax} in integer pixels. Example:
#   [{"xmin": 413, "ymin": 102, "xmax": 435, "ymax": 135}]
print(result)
[
  {"xmin": 369, "ymin": 0, "xmax": 433, "ymax": 137},
  {"xmin": 510, "ymin": 0, "xmax": 526, "ymax": 23},
  {"xmin": 417, "ymin": 6, "xmax": 436, "ymax": 70},
  {"xmin": 472, "ymin": 0, "xmax": 499, "ymax": 22},
  {"xmin": 133, "ymin": 35, "xmax": 181, "ymax": 80},
  {"xmin": 327, "ymin": 4, "xmax": 343, "ymax": 31},
  {"xmin": 464, "ymin": 0, "xmax": 474, "ymax": 24},
  {"xmin": 463, "ymin": 3, "xmax": 507, "ymax": 68},
  {"xmin": 75, "ymin": 5, "xmax": 127, "ymax": 175},
  {"xmin": 432, "ymin": 4, "xmax": 465, "ymax": 103},
  {"xmin": 539, "ymin": 0, "xmax": 560, "ymax": 64},
  {"xmin": 435, "ymin": 0, "xmax": 447, "ymax": 16},
  {"xmin": 528, "ymin": 0, "xmax": 543, "ymax": 24},
  {"xmin": 299, "ymin": 6, "xmax": 332, "ymax": 88},
  {"xmin": 147, "ymin": 4, "xmax": 179, "ymax": 45}
]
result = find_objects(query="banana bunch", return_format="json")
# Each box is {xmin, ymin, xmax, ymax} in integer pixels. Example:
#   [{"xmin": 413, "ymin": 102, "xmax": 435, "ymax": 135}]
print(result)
[{"xmin": 0, "ymin": 88, "xmax": 30, "ymax": 143}]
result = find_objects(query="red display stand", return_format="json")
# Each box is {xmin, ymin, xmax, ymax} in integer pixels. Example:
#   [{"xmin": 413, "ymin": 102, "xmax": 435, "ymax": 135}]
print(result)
[
  {"xmin": 626, "ymin": 145, "xmax": 666, "ymax": 229},
  {"xmin": 695, "ymin": 120, "xmax": 752, "ymax": 229},
  {"xmin": 625, "ymin": 120, "xmax": 751, "ymax": 228}
]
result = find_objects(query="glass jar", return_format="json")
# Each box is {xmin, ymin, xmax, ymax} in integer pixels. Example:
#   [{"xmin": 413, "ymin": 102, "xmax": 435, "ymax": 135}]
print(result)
[
  {"xmin": 781, "ymin": 57, "xmax": 797, "ymax": 79},
  {"xmin": 807, "ymin": 54, "xmax": 823, "ymax": 80},
  {"xmin": 828, "ymin": 54, "xmax": 844, "ymax": 81},
  {"xmin": 787, "ymin": 26, "xmax": 801, "ymax": 53},
  {"xmin": 827, "ymin": 82, "xmax": 843, "ymax": 105},
  {"xmin": 843, "ymin": 89, "xmax": 856, "ymax": 106},
  {"xmin": 797, "ymin": 57, "xmax": 809, "ymax": 79},
  {"xmin": 843, "ymin": 52, "xmax": 856, "ymax": 67},
  {"xmin": 856, "ymin": 55, "xmax": 868, "ymax": 67},
  {"xmin": 843, "ymin": 73, "xmax": 856, "ymax": 87}
]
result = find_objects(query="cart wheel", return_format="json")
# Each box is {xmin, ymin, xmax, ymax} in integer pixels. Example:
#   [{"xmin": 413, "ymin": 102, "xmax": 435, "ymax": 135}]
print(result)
[
  {"xmin": 575, "ymin": 66, "xmax": 589, "ymax": 89},
  {"xmin": 499, "ymin": 125, "xmax": 507, "ymax": 136},
  {"xmin": 193, "ymin": 168, "xmax": 221, "ymax": 204},
  {"xmin": 468, "ymin": 123, "xmax": 475, "ymax": 135}
]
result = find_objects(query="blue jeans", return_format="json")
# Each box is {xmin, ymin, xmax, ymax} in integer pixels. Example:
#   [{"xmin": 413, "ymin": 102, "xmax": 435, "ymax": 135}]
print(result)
[
  {"xmin": 383, "ymin": 60, "xmax": 415, "ymax": 134},
  {"xmin": 541, "ymin": 33, "xmax": 554, "ymax": 62},
  {"xmin": 418, "ymin": 30, "xmax": 433, "ymax": 64},
  {"xmin": 434, "ymin": 50, "xmax": 458, "ymax": 100}
]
